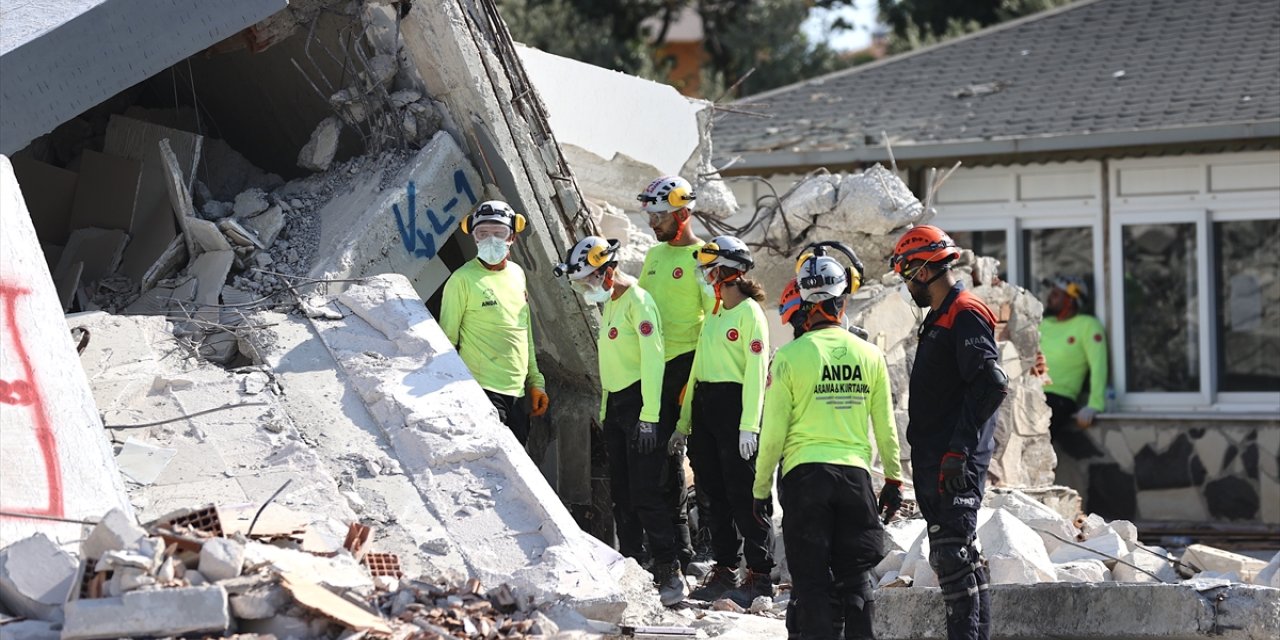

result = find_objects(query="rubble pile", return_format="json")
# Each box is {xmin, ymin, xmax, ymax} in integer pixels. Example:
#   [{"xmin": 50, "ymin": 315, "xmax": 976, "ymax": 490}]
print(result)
[{"xmin": 0, "ymin": 505, "xmax": 568, "ymax": 640}]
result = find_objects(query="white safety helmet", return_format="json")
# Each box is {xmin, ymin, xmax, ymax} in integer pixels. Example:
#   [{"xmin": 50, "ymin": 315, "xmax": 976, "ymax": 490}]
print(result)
[
  {"xmin": 1043, "ymin": 275, "xmax": 1089, "ymax": 306},
  {"xmin": 461, "ymin": 200, "xmax": 527, "ymax": 234},
  {"xmin": 554, "ymin": 236, "xmax": 619, "ymax": 280},
  {"xmin": 693, "ymin": 235, "xmax": 754, "ymax": 272},
  {"xmin": 796, "ymin": 255, "xmax": 849, "ymax": 303},
  {"xmin": 637, "ymin": 175, "xmax": 696, "ymax": 214}
]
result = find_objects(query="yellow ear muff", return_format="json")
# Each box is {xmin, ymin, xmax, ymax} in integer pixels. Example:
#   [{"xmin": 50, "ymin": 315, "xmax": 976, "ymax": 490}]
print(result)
[
  {"xmin": 794, "ymin": 251, "xmax": 815, "ymax": 275},
  {"xmin": 696, "ymin": 242, "xmax": 720, "ymax": 266},
  {"xmin": 461, "ymin": 215, "xmax": 472, "ymax": 234},
  {"xmin": 667, "ymin": 186, "xmax": 692, "ymax": 207},
  {"xmin": 587, "ymin": 244, "xmax": 611, "ymax": 268},
  {"xmin": 1066, "ymin": 283, "xmax": 1081, "ymax": 300},
  {"xmin": 847, "ymin": 268, "xmax": 861, "ymax": 296},
  {"xmin": 513, "ymin": 213, "xmax": 526, "ymax": 234}
]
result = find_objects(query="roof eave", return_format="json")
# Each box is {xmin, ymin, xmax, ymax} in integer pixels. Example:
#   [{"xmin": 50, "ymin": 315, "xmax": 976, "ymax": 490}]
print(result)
[{"xmin": 720, "ymin": 120, "xmax": 1280, "ymax": 172}]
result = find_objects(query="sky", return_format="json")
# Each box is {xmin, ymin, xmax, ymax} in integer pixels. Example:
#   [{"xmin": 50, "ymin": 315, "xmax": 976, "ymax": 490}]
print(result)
[{"xmin": 802, "ymin": 1, "xmax": 880, "ymax": 52}]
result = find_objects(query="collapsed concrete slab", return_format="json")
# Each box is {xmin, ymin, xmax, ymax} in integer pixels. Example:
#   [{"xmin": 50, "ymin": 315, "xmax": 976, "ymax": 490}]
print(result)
[
  {"xmin": 0, "ymin": 156, "xmax": 132, "ymax": 546},
  {"xmin": 60, "ymin": 584, "xmax": 230, "ymax": 640},
  {"xmin": 0, "ymin": 533, "xmax": 78, "ymax": 622},
  {"xmin": 316, "ymin": 275, "xmax": 626, "ymax": 619}
]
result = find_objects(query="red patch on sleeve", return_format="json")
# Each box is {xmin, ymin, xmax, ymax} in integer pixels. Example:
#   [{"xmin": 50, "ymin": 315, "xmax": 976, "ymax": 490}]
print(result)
[
  {"xmin": 672, "ymin": 267, "xmax": 684, "ymax": 279},
  {"xmin": 608, "ymin": 327, "xmax": 618, "ymax": 340},
  {"xmin": 639, "ymin": 321, "xmax": 654, "ymax": 336},
  {"xmin": 1068, "ymin": 336, "xmax": 1076, "ymax": 344},
  {"xmin": 726, "ymin": 328, "xmax": 740, "ymax": 341},
  {"xmin": 750, "ymin": 339, "xmax": 764, "ymax": 354},
  {"xmin": 1093, "ymin": 333, "xmax": 1103, "ymax": 342}
]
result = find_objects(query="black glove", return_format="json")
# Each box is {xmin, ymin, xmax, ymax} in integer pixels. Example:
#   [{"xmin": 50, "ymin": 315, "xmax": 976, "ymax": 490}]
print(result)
[
  {"xmin": 752, "ymin": 497, "xmax": 772, "ymax": 527},
  {"xmin": 633, "ymin": 420, "xmax": 658, "ymax": 454},
  {"xmin": 878, "ymin": 479, "xmax": 903, "ymax": 524},
  {"xmin": 939, "ymin": 451, "xmax": 968, "ymax": 495}
]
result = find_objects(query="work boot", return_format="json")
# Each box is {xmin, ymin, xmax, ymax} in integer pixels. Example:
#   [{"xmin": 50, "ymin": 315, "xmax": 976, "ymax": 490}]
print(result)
[
  {"xmin": 652, "ymin": 560, "xmax": 688, "ymax": 606},
  {"xmin": 723, "ymin": 569, "xmax": 774, "ymax": 608},
  {"xmin": 688, "ymin": 564, "xmax": 738, "ymax": 602}
]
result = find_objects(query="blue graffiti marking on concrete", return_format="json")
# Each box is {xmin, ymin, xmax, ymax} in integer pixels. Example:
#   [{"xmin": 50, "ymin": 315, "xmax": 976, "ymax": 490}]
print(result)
[{"xmin": 392, "ymin": 170, "xmax": 478, "ymax": 259}]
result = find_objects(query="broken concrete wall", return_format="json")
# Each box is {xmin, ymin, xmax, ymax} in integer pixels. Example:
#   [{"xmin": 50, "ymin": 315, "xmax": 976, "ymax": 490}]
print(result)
[
  {"xmin": 0, "ymin": 156, "xmax": 133, "ymax": 546},
  {"xmin": 0, "ymin": 0, "xmax": 287, "ymax": 155}
]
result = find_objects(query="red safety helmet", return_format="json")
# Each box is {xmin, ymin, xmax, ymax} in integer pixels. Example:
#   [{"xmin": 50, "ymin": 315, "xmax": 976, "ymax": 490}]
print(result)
[
  {"xmin": 889, "ymin": 225, "xmax": 960, "ymax": 276},
  {"xmin": 778, "ymin": 278, "xmax": 803, "ymax": 325}
]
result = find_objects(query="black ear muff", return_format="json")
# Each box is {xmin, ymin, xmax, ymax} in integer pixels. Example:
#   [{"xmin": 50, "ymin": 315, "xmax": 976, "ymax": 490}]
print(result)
[
  {"xmin": 461, "ymin": 215, "xmax": 473, "ymax": 234},
  {"xmin": 513, "ymin": 213, "xmax": 526, "ymax": 234}
]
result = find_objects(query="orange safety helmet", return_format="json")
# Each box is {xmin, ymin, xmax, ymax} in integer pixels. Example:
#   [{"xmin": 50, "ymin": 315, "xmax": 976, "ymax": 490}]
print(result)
[
  {"xmin": 889, "ymin": 225, "xmax": 961, "ymax": 276},
  {"xmin": 778, "ymin": 278, "xmax": 803, "ymax": 325}
]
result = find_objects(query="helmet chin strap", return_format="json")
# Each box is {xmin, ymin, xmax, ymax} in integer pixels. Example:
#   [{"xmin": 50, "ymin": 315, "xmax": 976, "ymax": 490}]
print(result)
[
  {"xmin": 671, "ymin": 210, "xmax": 689, "ymax": 243},
  {"xmin": 803, "ymin": 298, "xmax": 844, "ymax": 331},
  {"xmin": 711, "ymin": 270, "xmax": 741, "ymax": 314}
]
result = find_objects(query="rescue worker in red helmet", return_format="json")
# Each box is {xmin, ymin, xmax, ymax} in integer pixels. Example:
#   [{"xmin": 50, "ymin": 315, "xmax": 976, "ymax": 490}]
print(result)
[
  {"xmin": 755, "ymin": 250, "xmax": 903, "ymax": 640},
  {"xmin": 890, "ymin": 225, "xmax": 1008, "ymax": 640},
  {"xmin": 668, "ymin": 235, "xmax": 775, "ymax": 606},
  {"xmin": 554, "ymin": 236, "xmax": 687, "ymax": 605},
  {"xmin": 636, "ymin": 175, "xmax": 709, "ymax": 574},
  {"xmin": 440, "ymin": 201, "xmax": 548, "ymax": 445}
]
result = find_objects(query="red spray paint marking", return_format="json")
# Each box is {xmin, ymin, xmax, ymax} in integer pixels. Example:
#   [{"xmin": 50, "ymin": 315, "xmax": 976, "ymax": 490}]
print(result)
[{"xmin": 0, "ymin": 283, "xmax": 64, "ymax": 518}]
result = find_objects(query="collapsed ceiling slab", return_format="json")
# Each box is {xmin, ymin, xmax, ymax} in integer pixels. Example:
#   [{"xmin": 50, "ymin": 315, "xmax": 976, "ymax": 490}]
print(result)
[{"xmin": 0, "ymin": 0, "xmax": 287, "ymax": 155}]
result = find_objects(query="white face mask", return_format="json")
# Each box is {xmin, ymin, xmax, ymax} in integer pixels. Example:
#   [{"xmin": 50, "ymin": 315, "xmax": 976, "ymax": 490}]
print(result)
[
  {"xmin": 476, "ymin": 237, "xmax": 509, "ymax": 265},
  {"xmin": 582, "ymin": 284, "xmax": 612, "ymax": 304}
]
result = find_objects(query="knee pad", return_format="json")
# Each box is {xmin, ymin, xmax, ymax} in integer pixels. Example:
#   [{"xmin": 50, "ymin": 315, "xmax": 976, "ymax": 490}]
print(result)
[
  {"xmin": 834, "ymin": 571, "xmax": 875, "ymax": 610},
  {"xmin": 929, "ymin": 542, "xmax": 979, "ymax": 600}
]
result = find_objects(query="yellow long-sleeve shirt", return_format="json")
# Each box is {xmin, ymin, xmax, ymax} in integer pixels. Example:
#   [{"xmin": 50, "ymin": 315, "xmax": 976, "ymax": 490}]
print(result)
[
  {"xmin": 439, "ymin": 259, "xmax": 544, "ymax": 397},
  {"xmin": 638, "ymin": 242, "xmax": 716, "ymax": 360},
  {"xmin": 677, "ymin": 298, "xmax": 769, "ymax": 434},
  {"xmin": 598, "ymin": 285, "xmax": 666, "ymax": 423},
  {"xmin": 753, "ymin": 326, "xmax": 902, "ymax": 500}
]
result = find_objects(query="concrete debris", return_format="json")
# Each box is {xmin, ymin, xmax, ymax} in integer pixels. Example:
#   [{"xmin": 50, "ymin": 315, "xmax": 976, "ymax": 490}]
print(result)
[
  {"xmin": 298, "ymin": 116, "xmax": 342, "ymax": 172},
  {"xmin": 218, "ymin": 218, "xmax": 266, "ymax": 250},
  {"xmin": 81, "ymin": 508, "xmax": 148, "ymax": 560},
  {"xmin": 1049, "ymin": 530, "xmax": 1129, "ymax": 566},
  {"xmin": 1054, "ymin": 559, "xmax": 1111, "ymax": 583},
  {"xmin": 114, "ymin": 437, "xmax": 179, "ymax": 485},
  {"xmin": 199, "ymin": 538, "xmax": 245, "ymax": 582},
  {"xmin": 243, "ymin": 204, "xmax": 285, "ymax": 247},
  {"xmin": 232, "ymin": 188, "xmax": 270, "ymax": 218},
  {"xmin": 977, "ymin": 509, "xmax": 1057, "ymax": 584},
  {"xmin": 1254, "ymin": 552, "xmax": 1280, "ymax": 588},
  {"xmin": 1113, "ymin": 546, "xmax": 1179, "ymax": 583},
  {"xmin": 1181, "ymin": 544, "xmax": 1269, "ymax": 582},
  {"xmin": 61, "ymin": 585, "xmax": 230, "ymax": 640},
  {"xmin": 0, "ymin": 533, "xmax": 78, "ymax": 622}
]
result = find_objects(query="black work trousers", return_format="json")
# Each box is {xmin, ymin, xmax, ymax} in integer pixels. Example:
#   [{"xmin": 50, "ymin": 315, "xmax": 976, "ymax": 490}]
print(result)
[
  {"xmin": 781, "ymin": 463, "xmax": 886, "ymax": 640},
  {"xmin": 913, "ymin": 453, "xmax": 992, "ymax": 640},
  {"xmin": 605, "ymin": 382, "xmax": 681, "ymax": 565},
  {"xmin": 484, "ymin": 389, "xmax": 529, "ymax": 445},
  {"xmin": 659, "ymin": 352, "xmax": 696, "ymax": 567},
  {"xmin": 688, "ymin": 381, "xmax": 774, "ymax": 573},
  {"xmin": 1045, "ymin": 392, "xmax": 1103, "ymax": 459}
]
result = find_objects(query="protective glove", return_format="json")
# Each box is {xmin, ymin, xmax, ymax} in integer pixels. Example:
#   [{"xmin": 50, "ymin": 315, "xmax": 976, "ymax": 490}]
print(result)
[
  {"xmin": 1075, "ymin": 406, "xmax": 1098, "ymax": 429},
  {"xmin": 668, "ymin": 431, "xmax": 688, "ymax": 457},
  {"xmin": 738, "ymin": 430, "xmax": 759, "ymax": 460},
  {"xmin": 878, "ymin": 479, "xmax": 903, "ymax": 524},
  {"xmin": 752, "ymin": 497, "xmax": 772, "ymax": 527},
  {"xmin": 939, "ymin": 451, "xmax": 968, "ymax": 495},
  {"xmin": 633, "ymin": 420, "xmax": 658, "ymax": 454},
  {"xmin": 528, "ymin": 387, "xmax": 550, "ymax": 417}
]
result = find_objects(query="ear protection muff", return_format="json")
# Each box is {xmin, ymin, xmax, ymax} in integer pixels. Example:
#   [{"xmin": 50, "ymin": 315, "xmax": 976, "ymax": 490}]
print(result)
[
  {"xmin": 667, "ymin": 186, "xmax": 695, "ymax": 208},
  {"xmin": 461, "ymin": 215, "xmax": 472, "ymax": 234},
  {"xmin": 587, "ymin": 239, "xmax": 620, "ymax": 268},
  {"xmin": 795, "ymin": 241, "xmax": 865, "ymax": 296},
  {"xmin": 460, "ymin": 206, "xmax": 527, "ymax": 235}
]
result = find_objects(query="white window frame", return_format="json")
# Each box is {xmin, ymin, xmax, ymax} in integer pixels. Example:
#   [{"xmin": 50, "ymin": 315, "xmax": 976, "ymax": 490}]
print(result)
[
  {"xmin": 1110, "ymin": 209, "xmax": 1213, "ymax": 410},
  {"xmin": 1208, "ymin": 206, "xmax": 1280, "ymax": 411},
  {"xmin": 939, "ymin": 216, "xmax": 1021, "ymax": 287},
  {"xmin": 1019, "ymin": 215, "xmax": 1107, "ymax": 332}
]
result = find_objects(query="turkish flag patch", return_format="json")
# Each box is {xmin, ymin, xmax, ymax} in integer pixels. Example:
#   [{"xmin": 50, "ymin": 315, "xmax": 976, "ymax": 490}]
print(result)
[
  {"xmin": 750, "ymin": 339, "xmax": 764, "ymax": 354},
  {"xmin": 639, "ymin": 321, "xmax": 654, "ymax": 336},
  {"xmin": 608, "ymin": 327, "xmax": 619, "ymax": 340},
  {"xmin": 1093, "ymin": 333, "xmax": 1103, "ymax": 342},
  {"xmin": 727, "ymin": 328, "xmax": 740, "ymax": 341},
  {"xmin": 1068, "ymin": 336, "xmax": 1076, "ymax": 344},
  {"xmin": 672, "ymin": 267, "xmax": 684, "ymax": 279}
]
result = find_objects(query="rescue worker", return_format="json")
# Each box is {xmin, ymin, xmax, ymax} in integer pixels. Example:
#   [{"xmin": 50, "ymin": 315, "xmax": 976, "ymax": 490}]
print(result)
[
  {"xmin": 440, "ymin": 201, "xmax": 549, "ymax": 445},
  {"xmin": 554, "ymin": 236, "xmax": 687, "ymax": 605},
  {"xmin": 890, "ymin": 225, "xmax": 1008, "ymax": 640},
  {"xmin": 636, "ymin": 175, "xmax": 709, "ymax": 571},
  {"xmin": 667, "ymin": 236, "xmax": 774, "ymax": 605},
  {"xmin": 1039, "ymin": 276, "xmax": 1108, "ymax": 464},
  {"xmin": 754, "ymin": 252, "xmax": 904, "ymax": 640}
]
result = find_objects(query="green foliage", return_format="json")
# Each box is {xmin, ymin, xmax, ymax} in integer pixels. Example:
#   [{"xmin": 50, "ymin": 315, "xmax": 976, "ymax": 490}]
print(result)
[
  {"xmin": 496, "ymin": 0, "xmax": 668, "ymax": 80},
  {"xmin": 877, "ymin": 0, "xmax": 1075, "ymax": 53}
]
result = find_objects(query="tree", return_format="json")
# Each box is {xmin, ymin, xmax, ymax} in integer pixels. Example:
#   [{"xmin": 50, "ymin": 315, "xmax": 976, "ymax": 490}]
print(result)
[{"xmin": 877, "ymin": 0, "xmax": 1075, "ymax": 53}]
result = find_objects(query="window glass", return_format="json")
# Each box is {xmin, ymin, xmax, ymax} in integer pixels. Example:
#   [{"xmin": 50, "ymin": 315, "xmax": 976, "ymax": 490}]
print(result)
[
  {"xmin": 1023, "ymin": 227, "xmax": 1095, "ymax": 313},
  {"xmin": 951, "ymin": 230, "xmax": 1007, "ymax": 281},
  {"xmin": 1214, "ymin": 218, "xmax": 1280, "ymax": 392},
  {"xmin": 1122, "ymin": 223, "xmax": 1200, "ymax": 392}
]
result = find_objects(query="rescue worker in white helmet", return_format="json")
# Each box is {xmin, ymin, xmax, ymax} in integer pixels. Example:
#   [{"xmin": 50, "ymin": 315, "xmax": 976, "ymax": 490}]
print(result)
[
  {"xmin": 754, "ymin": 252, "xmax": 904, "ymax": 640},
  {"xmin": 667, "ymin": 235, "xmax": 775, "ymax": 606},
  {"xmin": 554, "ymin": 236, "xmax": 687, "ymax": 606},
  {"xmin": 636, "ymin": 174, "xmax": 709, "ymax": 574},
  {"xmin": 440, "ymin": 201, "xmax": 548, "ymax": 445}
]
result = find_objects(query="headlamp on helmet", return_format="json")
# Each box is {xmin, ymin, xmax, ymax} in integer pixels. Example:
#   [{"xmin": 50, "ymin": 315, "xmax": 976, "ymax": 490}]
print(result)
[
  {"xmin": 693, "ymin": 235, "xmax": 753, "ymax": 273},
  {"xmin": 554, "ymin": 236, "xmax": 620, "ymax": 280},
  {"xmin": 461, "ymin": 200, "xmax": 527, "ymax": 234}
]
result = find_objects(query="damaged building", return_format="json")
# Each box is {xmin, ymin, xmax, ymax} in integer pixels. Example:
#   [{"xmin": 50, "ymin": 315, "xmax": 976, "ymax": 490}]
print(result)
[{"xmin": 1, "ymin": 0, "xmax": 1279, "ymax": 639}]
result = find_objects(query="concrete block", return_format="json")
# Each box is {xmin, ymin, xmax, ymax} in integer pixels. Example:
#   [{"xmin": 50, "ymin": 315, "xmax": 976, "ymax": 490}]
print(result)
[
  {"xmin": 233, "ymin": 189, "xmax": 270, "ymax": 218},
  {"xmin": 1252, "ymin": 551, "xmax": 1280, "ymax": 588},
  {"xmin": 189, "ymin": 250, "xmax": 234, "ymax": 305},
  {"xmin": 0, "ymin": 619, "xmax": 61, "ymax": 639},
  {"xmin": 1181, "ymin": 544, "xmax": 1268, "ymax": 582},
  {"xmin": 1049, "ymin": 531, "xmax": 1129, "ymax": 567},
  {"xmin": 218, "ymin": 218, "xmax": 265, "ymax": 249},
  {"xmin": 0, "ymin": 533, "xmax": 77, "ymax": 622},
  {"xmin": 883, "ymin": 518, "xmax": 927, "ymax": 554},
  {"xmin": 1113, "ymin": 545, "xmax": 1180, "ymax": 583},
  {"xmin": 81, "ymin": 508, "xmax": 147, "ymax": 560},
  {"xmin": 874, "ymin": 550, "xmax": 906, "ymax": 579},
  {"xmin": 53, "ymin": 227, "xmax": 128, "ymax": 287},
  {"xmin": 228, "ymin": 582, "xmax": 288, "ymax": 619},
  {"xmin": 1054, "ymin": 559, "xmax": 1110, "ymax": 583},
  {"xmin": 977, "ymin": 509, "xmax": 1057, "ymax": 584},
  {"xmin": 198, "ymin": 538, "xmax": 245, "ymax": 582},
  {"xmin": 69, "ymin": 150, "xmax": 142, "ymax": 232},
  {"xmin": 0, "ymin": 156, "xmax": 134, "ymax": 546},
  {"xmin": 297, "ymin": 117, "xmax": 341, "ymax": 172},
  {"xmin": 985, "ymin": 489, "xmax": 1078, "ymax": 554},
  {"xmin": 60, "ymin": 585, "xmax": 230, "ymax": 640},
  {"xmin": 242, "ymin": 205, "xmax": 285, "ymax": 247}
]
